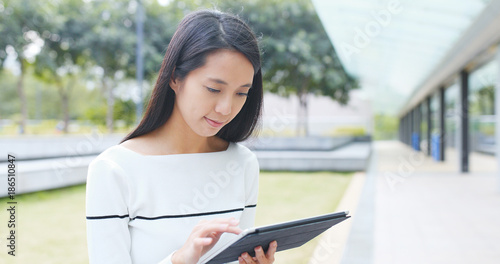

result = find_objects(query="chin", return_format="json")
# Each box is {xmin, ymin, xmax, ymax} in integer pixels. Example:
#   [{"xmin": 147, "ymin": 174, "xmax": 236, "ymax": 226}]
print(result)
[{"xmin": 195, "ymin": 127, "xmax": 222, "ymax": 138}]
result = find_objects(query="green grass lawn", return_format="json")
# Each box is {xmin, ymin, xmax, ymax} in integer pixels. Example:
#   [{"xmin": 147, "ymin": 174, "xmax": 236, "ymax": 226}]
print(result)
[
  {"xmin": 0, "ymin": 184, "xmax": 88, "ymax": 263},
  {"xmin": 255, "ymin": 172, "xmax": 352, "ymax": 264},
  {"xmin": 0, "ymin": 171, "xmax": 351, "ymax": 263}
]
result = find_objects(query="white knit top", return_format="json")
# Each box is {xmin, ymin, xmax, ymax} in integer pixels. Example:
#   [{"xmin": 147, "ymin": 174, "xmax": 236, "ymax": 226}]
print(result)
[{"xmin": 85, "ymin": 142, "xmax": 259, "ymax": 263}]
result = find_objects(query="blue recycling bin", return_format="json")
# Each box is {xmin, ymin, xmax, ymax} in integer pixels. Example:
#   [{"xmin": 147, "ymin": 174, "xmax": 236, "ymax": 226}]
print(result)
[
  {"xmin": 431, "ymin": 134, "xmax": 440, "ymax": 160},
  {"xmin": 412, "ymin": 132, "xmax": 420, "ymax": 151}
]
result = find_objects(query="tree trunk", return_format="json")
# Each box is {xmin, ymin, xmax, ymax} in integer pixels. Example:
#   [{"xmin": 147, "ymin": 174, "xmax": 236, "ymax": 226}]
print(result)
[
  {"xmin": 56, "ymin": 77, "xmax": 70, "ymax": 134},
  {"xmin": 296, "ymin": 78, "xmax": 310, "ymax": 137},
  {"xmin": 105, "ymin": 77, "xmax": 115, "ymax": 134},
  {"xmin": 16, "ymin": 60, "xmax": 27, "ymax": 134},
  {"xmin": 303, "ymin": 91, "xmax": 309, "ymax": 136},
  {"xmin": 62, "ymin": 89, "xmax": 70, "ymax": 134}
]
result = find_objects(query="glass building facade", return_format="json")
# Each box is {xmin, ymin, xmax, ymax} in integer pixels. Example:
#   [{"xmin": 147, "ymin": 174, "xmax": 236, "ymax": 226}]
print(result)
[
  {"xmin": 468, "ymin": 59, "xmax": 498, "ymax": 155},
  {"xmin": 420, "ymin": 101, "xmax": 428, "ymax": 153},
  {"xmin": 445, "ymin": 82, "xmax": 459, "ymax": 150}
]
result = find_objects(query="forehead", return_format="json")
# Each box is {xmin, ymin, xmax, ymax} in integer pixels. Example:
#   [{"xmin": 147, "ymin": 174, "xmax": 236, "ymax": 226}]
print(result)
[{"xmin": 190, "ymin": 50, "xmax": 254, "ymax": 85}]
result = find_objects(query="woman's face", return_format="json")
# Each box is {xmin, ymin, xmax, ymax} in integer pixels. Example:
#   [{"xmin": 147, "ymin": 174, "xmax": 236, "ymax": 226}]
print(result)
[{"xmin": 170, "ymin": 49, "xmax": 254, "ymax": 138}]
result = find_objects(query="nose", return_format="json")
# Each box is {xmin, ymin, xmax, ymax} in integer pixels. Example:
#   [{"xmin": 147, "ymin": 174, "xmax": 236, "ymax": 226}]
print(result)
[{"xmin": 215, "ymin": 95, "xmax": 232, "ymax": 116}]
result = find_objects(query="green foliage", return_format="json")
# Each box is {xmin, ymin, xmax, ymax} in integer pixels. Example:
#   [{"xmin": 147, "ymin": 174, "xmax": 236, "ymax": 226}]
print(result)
[
  {"xmin": 114, "ymin": 98, "xmax": 137, "ymax": 127},
  {"xmin": 0, "ymin": 0, "xmax": 357, "ymax": 133},
  {"xmin": 0, "ymin": 67, "xmax": 65, "ymax": 120},
  {"xmin": 0, "ymin": 119, "xmax": 73, "ymax": 135},
  {"xmin": 33, "ymin": 0, "xmax": 95, "ymax": 89},
  {"xmin": 0, "ymin": 70, "xmax": 18, "ymax": 118},
  {"xmin": 374, "ymin": 114, "xmax": 398, "ymax": 140},
  {"xmin": 82, "ymin": 98, "xmax": 136, "ymax": 128},
  {"xmin": 85, "ymin": 0, "xmax": 136, "ymax": 78},
  {"xmin": 26, "ymin": 119, "xmax": 59, "ymax": 135},
  {"xmin": 216, "ymin": 0, "xmax": 358, "ymax": 102},
  {"xmin": 330, "ymin": 126, "xmax": 366, "ymax": 136},
  {"xmin": 470, "ymin": 85, "xmax": 495, "ymax": 115},
  {"xmin": 0, "ymin": 0, "xmax": 56, "ymax": 65},
  {"xmin": 83, "ymin": 104, "xmax": 107, "ymax": 126},
  {"xmin": 479, "ymin": 122, "xmax": 495, "ymax": 136}
]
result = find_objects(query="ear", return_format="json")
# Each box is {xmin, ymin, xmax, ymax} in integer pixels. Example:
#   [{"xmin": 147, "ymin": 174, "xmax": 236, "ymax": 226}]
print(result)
[{"xmin": 169, "ymin": 69, "xmax": 180, "ymax": 93}]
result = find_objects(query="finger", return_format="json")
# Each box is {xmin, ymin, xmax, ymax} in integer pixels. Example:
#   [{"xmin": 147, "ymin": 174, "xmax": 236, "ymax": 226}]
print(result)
[
  {"xmin": 241, "ymin": 252, "xmax": 255, "ymax": 264},
  {"xmin": 198, "ymin": 223, "xmax": 242, "ymax": 237},
  {"xmin": 199, "ymin": 218, "xmax": 240, "ymax": 226},
  {"xmin": 193, "ymin": 237, "xmax": 212, "ymax": 246},
  {"xmin": 254, "ymin": 246, "xmax": 267, "ymax": 262},
  {"xmin": 209, "ymin": 231, "xmax": 223, "ymax": 245},
  {"xmin": 227, "ymin": 217, "xmax": 240, "ymax": 226},
  {"xmin": 266, "ymin": 241, "xmax": 278, "ymax": 261},
  {"xmin": 226, "ymin": 225, "xmax": 243, "ymax": 234}
]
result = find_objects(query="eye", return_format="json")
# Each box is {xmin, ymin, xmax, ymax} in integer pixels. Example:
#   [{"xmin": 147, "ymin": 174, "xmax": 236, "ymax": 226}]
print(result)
[
  {"xmin": 205, "ymin": 87, "xmax": 220, "ymax": 93},
  {"xmin": 237, "ymin": 92, "xmax": 249, "ymax": 97}
]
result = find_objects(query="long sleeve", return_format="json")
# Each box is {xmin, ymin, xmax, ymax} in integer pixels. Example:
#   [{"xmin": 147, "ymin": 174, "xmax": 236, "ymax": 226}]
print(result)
[{"xmin": 86, "ymin": 158, "xmax": 132, "ymax": 263}]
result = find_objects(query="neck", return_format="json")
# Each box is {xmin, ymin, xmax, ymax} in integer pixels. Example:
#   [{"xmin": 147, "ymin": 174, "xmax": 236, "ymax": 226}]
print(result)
[{"xmin": 152, "ymin": 105, "xmax": 219, "ymax": 154}]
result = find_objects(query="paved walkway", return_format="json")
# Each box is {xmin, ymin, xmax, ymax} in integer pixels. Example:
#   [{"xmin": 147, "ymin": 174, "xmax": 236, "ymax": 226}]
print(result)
[{"xmin": 333, "ymin": 141, "xmax": 500, "ymax": 264}]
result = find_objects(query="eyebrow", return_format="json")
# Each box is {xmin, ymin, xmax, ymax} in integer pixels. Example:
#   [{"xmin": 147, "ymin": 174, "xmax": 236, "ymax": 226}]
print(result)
[{"xmin": 208, "ymin": 78, "xmax": 252, "ymax": 88}]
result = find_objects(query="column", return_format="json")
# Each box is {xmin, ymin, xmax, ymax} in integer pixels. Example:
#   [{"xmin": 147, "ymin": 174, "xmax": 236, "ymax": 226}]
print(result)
[
  {"xmin": 402, "ymin": 115, "xmax": 406, "ymax": 144},
  {"xmin": 410, "ymin": 109, "xmax": 414, "ymax": 148},
  {"xmin": 399, "ymin": 117, "xmax": 403, "ymax": 143},
  {"xmin": 398, "ymin": 118, "xmax": 401, "ymax": 142},
  {"xmin": 459, "ymin": 70, "xmax": 469, "ymax": 173},
  {"xmin": 439, "ymin": 87, "xmax": 445, "ymax": 161},
  {"xmin": 427, "ymin": 96, "xmax": 432, "ymax": 156},
  {"xmin": 415, "ymin": 104, "xmax": 421, "ymax": 151},
  {"xmin": 404, "ymin": 113, "xmax": 408, "ymax": 145},
  {"xmin": 496, "ymin": 47, "xmax": 500, "ymax": 191},
  {"xmin": 402, "ymin": 116, "xmax": 405, "ymax": 144}
]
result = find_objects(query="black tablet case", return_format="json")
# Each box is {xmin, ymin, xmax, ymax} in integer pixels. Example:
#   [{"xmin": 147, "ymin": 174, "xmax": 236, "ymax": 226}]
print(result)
[{"xmin": 204, "ymin": 211, "xmax": 350, "ymax": 264}]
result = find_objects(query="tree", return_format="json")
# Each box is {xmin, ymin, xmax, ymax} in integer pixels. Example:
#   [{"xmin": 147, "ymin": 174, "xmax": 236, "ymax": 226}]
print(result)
[
  {"xmin": 0, "ymin": 0, "xmax": 55, "ymax": 134},
  {"xmin": 475, "ymin": 85, "xmax": 494, "ymax": 115},
  {"xmin": 2, "ymin": 0, "xmax": 357, "ymax": 136},
  {"xmin": 141, "ymin": 0, "xmax": 178, "ymax": 81},
  {"xmin": 84, "ymin": 0, "xmax": 137, "ymax": 133},
  {"xmin": 34, "ymin": 0, "xmax": 93, "ymax": 133},
  {"xmin": 238, "ymin": 0, "xmax": 358, "ymax": 136}
]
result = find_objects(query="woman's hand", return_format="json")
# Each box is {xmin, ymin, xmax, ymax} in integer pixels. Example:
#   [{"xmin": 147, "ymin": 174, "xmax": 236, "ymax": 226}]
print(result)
[
  {"xmin": 171, "ymin": 218, "xmax": 242, "ymax": 264},
  {"xmin": 238, "ymin": 241, "xmax": 278, "ymax": 264}
]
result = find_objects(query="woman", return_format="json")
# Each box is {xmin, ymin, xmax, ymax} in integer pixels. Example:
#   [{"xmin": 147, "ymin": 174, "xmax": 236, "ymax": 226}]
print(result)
[{"xmin": 85, "ymin": 9, "xmax": 277, "ymax": 264}]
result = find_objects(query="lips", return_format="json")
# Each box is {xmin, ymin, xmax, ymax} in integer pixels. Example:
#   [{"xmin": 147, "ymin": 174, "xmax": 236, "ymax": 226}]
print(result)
[{"xmin": 204, "ymin": 117, "xmax": 226, "ymax": 128}]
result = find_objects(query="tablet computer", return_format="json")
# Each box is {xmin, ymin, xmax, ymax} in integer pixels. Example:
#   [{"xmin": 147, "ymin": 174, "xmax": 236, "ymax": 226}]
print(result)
[{"xmin": 199, "ymin": 211, "xmax": 350, "ymax": 264}]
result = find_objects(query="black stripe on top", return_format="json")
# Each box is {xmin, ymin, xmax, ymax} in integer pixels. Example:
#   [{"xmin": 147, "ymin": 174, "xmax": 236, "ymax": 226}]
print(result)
[
  {"xmin": 86, "ymin": 214, "xmax": 130, "ymax": 220},
  {"xmin": 86, "ymin": 204, "xmax": 257, "ymax": 221}
]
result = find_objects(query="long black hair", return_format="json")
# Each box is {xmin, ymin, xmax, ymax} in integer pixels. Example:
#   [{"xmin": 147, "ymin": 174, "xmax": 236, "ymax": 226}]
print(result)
[{"xmin": 121, "ymin": 9, "xmax": 263, "ymax": 143}]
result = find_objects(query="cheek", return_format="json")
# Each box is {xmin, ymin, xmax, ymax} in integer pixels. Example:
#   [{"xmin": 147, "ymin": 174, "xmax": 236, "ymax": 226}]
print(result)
[
  {"xmin": 232, "ymin": 98, "xmax": 248, "ymax": 116},
  {"xmin": 180, "ymin": 88, "xmax": 210, "ymax": 113}
]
